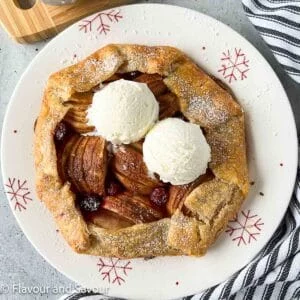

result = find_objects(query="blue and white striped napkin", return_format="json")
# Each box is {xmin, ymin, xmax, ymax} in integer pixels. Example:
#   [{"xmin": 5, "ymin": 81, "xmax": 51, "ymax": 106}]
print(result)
[
  {"xmin": 242, "ymin": 0, "xmax": 300, "ymax": 83},
  {"xmin": 61, "ymin": 1, "xmax": 300, "ymax": 299}
]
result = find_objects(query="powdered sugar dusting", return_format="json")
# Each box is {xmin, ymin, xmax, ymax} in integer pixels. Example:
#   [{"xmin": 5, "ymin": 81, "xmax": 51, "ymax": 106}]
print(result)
[
  {"xmin": 92, "ymin": 219, "xmax": 174, "ymax": 257},
  {"xmin": 72, "ymin": 53, "xmax": 120, "ymax": 84},
  {"xmin": 84, "ymin": 55, "xmax": 118, "ymax": 75},
  {"xmin": 188, "ymin": 95, "xmax": 229, "ymax": 125},
  {"xmin": 169, "ymin": 76, "xmax": 230, "ymax": 126}
]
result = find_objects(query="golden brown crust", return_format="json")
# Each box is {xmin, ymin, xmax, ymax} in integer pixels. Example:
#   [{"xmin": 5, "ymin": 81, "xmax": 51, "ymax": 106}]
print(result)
[{"xmin": 34, "ymin": 44, "xmax": 249, "ymax": 258}]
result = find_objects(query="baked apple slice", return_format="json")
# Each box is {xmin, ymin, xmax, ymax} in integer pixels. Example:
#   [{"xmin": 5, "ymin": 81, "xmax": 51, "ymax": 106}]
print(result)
[
  {"xmin": 57, "ymin": 134, "xmax": 80, "ymax": 182},
  {"xmin": 62, "ymin": 136, "xmax": 107, "ymax": 195},
  {"xmin": 102, "ymin": 193, "xmax": 163, "ymax": 224},
  {"xmin": 64, "ymin": 92, "xmax": 94, "ymax": 134},
  {"xmin": 134, "ymin": 73, "xmax": 168, "ymax": 96},
  {"xmin": 111, "ymin": 145, "xmax": 163, "ymax": 195},
  {"xmin": 166, "ymin": 171, "xmax": 214, "ymax": 215},
  {"xmin": 86, "ymin": 209, "xmax": 134, "ymax": 230},
  {"xmin": 157, "ymin": 93, "xmax": 180, "ymax": 119}
]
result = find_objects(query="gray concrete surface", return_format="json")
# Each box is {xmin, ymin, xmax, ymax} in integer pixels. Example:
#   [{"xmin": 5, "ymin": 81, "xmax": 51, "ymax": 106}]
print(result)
[{"xmin": 0, "ymin": 1, "xmax": 299, "ymax": 299}]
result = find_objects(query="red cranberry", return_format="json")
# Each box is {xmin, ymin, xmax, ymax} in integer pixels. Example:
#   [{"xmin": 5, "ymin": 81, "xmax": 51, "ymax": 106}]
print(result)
[
  {"xmin": 150, "ymin": 187, "xmax": 168, "ymax": 206},
  {"xmin": 79, "ymin": 194, "xmax": 101, "ymax": 212},
  {"xmin": 106, "ymin": 181, "xmax": 122, "ymax": 196},
  {"xmin": 54, "ymin": 122, "xmax": 68, "ymax": 142}
]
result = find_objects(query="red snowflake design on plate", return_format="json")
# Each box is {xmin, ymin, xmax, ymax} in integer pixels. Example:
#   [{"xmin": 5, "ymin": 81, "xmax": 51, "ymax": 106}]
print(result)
[
  {"xmin": 5, "ymin": 178, "xmax": 32, "ymax": 211},
  {"xmin": 79, "ymin": 10, "xmax": 122, "ymax": 35},
  {"xmin": 97, "ymin": 257, "xmax": 132, "ymax": 285},
  {"xmin": 218, "ymin": 48, "xmax": 250, "ymax": 83},
  {"xmin": 225, "ymin": 210, "xmax": 264, "ymax": 246}
]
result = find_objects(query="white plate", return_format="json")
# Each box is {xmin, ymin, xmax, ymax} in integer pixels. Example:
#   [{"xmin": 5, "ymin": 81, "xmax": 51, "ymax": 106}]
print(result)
[{"xmin": 1, "ymin": 4, "xmax": 298, "ymax": 300}]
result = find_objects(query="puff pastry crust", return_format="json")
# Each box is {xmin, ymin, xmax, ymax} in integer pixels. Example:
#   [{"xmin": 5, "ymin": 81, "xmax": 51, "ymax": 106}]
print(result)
[{"xmin": 34, "ymin": 44, "xmax": 249, "ymax": 258}]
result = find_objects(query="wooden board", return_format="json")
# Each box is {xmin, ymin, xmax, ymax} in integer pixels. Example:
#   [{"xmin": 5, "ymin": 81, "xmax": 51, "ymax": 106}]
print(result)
[{"xmin": 0, "ymin": 0, "xmax": 133, "ymax": 43}]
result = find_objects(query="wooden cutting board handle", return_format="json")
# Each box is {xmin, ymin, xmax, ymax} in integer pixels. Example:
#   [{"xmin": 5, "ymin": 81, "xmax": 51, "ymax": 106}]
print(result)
[{"xmin": 0, "ymin": 0, "xmax": 132, "ymax": 43}]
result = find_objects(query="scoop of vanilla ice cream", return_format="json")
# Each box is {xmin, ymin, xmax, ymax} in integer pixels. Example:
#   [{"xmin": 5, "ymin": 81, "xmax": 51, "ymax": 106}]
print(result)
[
  {"xmin": 87, "ymin": 79, "xmax": 159, "ymax": 144},
  {"xmin": 143, "ymin": 118, "xmax": 211, "ymax": 185}
]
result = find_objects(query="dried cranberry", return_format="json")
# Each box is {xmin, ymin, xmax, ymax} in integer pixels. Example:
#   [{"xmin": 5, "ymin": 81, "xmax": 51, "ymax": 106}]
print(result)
[
  {"xmin": 54, "ymin": 122, "xmax": 68, "ymax": 142},
  {"xmin": 150, "ymin": 187, "xmax": 168, "ymax": 206},
  {"xmin": 106, "ymin": 181, "xmax": 122, "ymax": 196},
  {"xmin": 79, "ymin": 195, "xmax": 101, "ymax": 212}
]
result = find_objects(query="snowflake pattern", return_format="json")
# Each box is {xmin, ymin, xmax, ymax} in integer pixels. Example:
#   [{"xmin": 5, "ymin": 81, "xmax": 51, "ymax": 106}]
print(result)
[
  {"xmin": 79, "ymin": 10, "xmax": 123, "ymax": 35},
  {"xmin": 225, "ymin": 210, "xmax": 264, "ymax": 246},
  {"xmin": 218, "ymin": 48, "xmax": 250, "ymax": 83},
  {"xmin": 5, "ymin": 178, "xmax": 32, "ymax": 211},
  {"xmin": 97, "ymin": 257, "xmax": 132, "ymax": 285}
]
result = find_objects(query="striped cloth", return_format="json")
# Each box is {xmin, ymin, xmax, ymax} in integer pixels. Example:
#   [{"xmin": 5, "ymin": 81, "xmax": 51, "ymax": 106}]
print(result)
[
  {"xmin": 242, "ymin": 0, "xmax": 300, "ymax": 83},
  {"xmin": 61, "ymin": 2, "xmax": 300, "ymax": 299}
]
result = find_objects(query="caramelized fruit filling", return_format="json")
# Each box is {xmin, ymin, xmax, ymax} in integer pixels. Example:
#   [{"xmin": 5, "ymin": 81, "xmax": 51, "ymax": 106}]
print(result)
[
  {"xmin": 112, "ymin": 145, "xmax": 163, "ymax": 196},
  {"xmin": 54, "ymin": 72, "xmax": 213, "ymax": 228}
]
